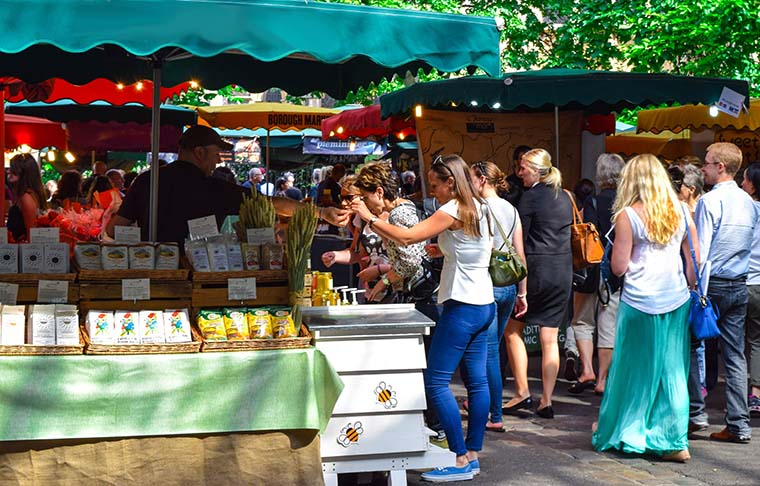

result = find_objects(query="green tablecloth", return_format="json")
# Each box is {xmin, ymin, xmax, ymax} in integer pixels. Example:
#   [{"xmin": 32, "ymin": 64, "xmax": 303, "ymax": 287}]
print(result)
[{"xmin": 0, "ymin": 348, "xmax": 343, "ymax": 441}]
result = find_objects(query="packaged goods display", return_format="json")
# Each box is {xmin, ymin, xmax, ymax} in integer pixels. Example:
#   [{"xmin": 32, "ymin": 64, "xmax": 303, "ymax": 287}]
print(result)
[
  {"xmin": 20, "ymin": 244, "xmax": 45, "ymax": 273},
  {"xmin": 0, "ymin": 304, "xmax": 79, "ymax": 346},
  {"xmin": 0, "ymin": 305, "xmax": 26, "ymax": 345},
  {"xmin": 128, "ymin": 245, "xmax": 156, "ymax": 270},
  {"xmin": 101, "ymin": 245, "xmax": 129, "ymax": 270},
  {"xmin": 44, "ymin": 243, "xmax": 70, "ymax": 273},
  {"xmin": 74, "ymin": 243, "xmax": 101, "ymax": 270},
  {"xmin": 197, "ymin": 309, "xmax": 227, "ymax": 341},
  {"xmin": 155, "ymin": 243, "xmax": 180, "ymax": 270},
  {"xmin": 185, "ymin": 235, "xmax": 284, "ymax": 272},
  {"xmin": 241, "ymin": 243, "xmax": 261, "ymax": 270},
  {"xmin": 75, "ymin": 242, "xmax": 181, "ymax": 271},
  {"xmin": 28, "ymin": 304, "xmax": 56, "ymax": 345},
  {"xmin": 55, "ymin": 304, "xmax": 80, "ymax": 345},
  {"xmin": 196, "ymin": 306, "xmax": 297, "ymax": 341},
  {"xmin": 222, "ymin": 308, "xmax": 249, "ymax": 340},
  {"xmin": 86, "ymin": 309, "xmax": 193, "ymax": 345},
  {"xmin": 247, "ymin": 309, "xmax": 273, "ymax": 338},
  {"xmin": 0, "ymin": 244, "xmax": 19, "ymax": 274},
  {"xmin": 271, "ymin": 308, "xmax": 297, "ymax": 338}
]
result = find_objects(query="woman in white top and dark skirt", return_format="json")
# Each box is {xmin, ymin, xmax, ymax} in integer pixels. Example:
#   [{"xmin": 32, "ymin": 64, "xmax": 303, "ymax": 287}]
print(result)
[
  {"xmin": 352, "ymin": 154, "xmax": 494, "ymax": 483},
  {"xmin": 592, "ymin": 154, "xmax": 698, "ymax": 463}
]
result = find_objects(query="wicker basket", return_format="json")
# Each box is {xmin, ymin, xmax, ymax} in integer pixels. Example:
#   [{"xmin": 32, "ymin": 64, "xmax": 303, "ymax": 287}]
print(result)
[
  {"xmin": 199, "ymin": 324, "xmax": 312, "ymax": 352},
  {"xmin": 0, "ymin": 327, "xmax": 85, "ymax": 356},
  {"xmin": 81, "ymin": 325, "xmax": 201, "ymax": 355}
]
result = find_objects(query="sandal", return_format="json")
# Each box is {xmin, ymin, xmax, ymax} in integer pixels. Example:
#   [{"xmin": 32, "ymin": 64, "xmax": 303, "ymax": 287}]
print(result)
[
  {"xmin": 568, "ymin": 380, "xmax": 596, "ymax": 394},
  {"xmin": 486, "ymin": 420, "xmax": 505, "ymax": 432}
]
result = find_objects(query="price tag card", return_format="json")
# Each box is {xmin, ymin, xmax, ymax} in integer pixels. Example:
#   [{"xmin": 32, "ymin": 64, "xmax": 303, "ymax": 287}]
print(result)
[
  {"xmin": 114, "ymin": 225, "xmax": 141, "ymax": 244},
  {"xmin": 188, "ymin": 215, "xmax": 219, "ymax": 240},
  {"xmin": 0, "ymin": 228, "xmax": 7, "ymax": 244},
  {"xmin": 30, "ymin": 227, "xmax": 60, "ymax": 243},
  {"xmin": 246, "ymin": 227, "xmax": 275, "ymax": 245},
  {"xmin": 228, "ymin": 277, "xmax": 257, "ymax": 301},
  {"xmin": 0, "ymin": 282, "xmax": 19, "ymax": 305},
  {"xmin": 122, "ymin": 278, "xmax": 151, "ymax": 301},
  {"xmin": 37, "ymin": 280, "xmax": 69, "ymax": 303}
]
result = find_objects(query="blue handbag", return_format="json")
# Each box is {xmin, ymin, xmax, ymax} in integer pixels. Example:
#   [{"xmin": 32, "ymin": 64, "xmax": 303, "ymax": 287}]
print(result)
[{"xmin": 684, "ymin": 209, "xmax": 721, "ymax": 340}]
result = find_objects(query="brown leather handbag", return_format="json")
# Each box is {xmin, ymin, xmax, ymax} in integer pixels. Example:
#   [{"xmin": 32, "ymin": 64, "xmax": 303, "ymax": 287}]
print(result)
[{"xmin": 564, "ymin": 190, "xmax": 604, "ymax": 270}]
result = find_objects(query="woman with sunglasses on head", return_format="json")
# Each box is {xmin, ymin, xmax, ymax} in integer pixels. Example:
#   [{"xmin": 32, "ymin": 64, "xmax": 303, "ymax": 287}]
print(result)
[
  {"xmin": 7, "ymin": 153, "xmax": 48, "ymax": 243},
  {"xmin": 504, "ymin": 148, "xmax": 573, "ymax": 419},
  {"xmin": 468, "ymin": 161, "xmax": 528, "ymax": 432},
  {"xmin": 321, "ymin": 174, "xmax": 391, "ymax": 302},
  {"xmin": 351, "ymin": 155, "xmax": 494, "ymax": 482}
]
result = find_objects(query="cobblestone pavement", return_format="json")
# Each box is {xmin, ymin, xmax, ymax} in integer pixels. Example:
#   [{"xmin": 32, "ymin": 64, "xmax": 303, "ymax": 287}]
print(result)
[{"xmin": 339, "ymin": 356, "xmax": 760, "ymax": 485}]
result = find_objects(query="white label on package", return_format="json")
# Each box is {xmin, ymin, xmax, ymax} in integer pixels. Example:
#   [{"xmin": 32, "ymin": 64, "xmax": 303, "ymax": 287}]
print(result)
[
  {"xmin": 114, "ymin": 225, "xmax": 141, "ymax": 244},
  {"xmin": 30, "ymin": 227, "xmax": 60, "ymax": 243},
  {"xmin": 0, "ymin": 229, "xmax": 7, "ymax": 244},
  {"xmin": 0, "ymin": 282, "xmax": 19, "ymax": 305},
  {"xmin": 228, "ymin": 277, "xmax": 257, "ymax": 301},
  {"xmin": 122, "ymin": 278, "xmax": 150, "ymax": 301},
  {"xmin": 37, "ymin": 280, "xmax": 69, "ymax": 303},
  {"xmin": 187, "ymin": 215, "xmax": 219, "ymax": 240},
  {"xmin": 246, "ymin": 227, "xmax": 275, "ymax": 245}
]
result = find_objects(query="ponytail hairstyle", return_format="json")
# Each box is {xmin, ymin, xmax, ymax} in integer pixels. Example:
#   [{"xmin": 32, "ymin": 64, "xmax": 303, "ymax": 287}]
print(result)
[
  {"xmin": 472, "ymin": 160, "xmax": 509, "ymax": 194},
  {"xmin": 430, "ymin": 154, "xmax": 485, "ymax": 238},
  {"xmin": 522, "ymin": 148, "xmax": 562, "ymax": 194}
]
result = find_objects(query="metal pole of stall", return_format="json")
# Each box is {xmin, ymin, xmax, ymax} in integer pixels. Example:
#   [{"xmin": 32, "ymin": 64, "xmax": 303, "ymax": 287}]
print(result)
[
  {"xmin": 554, "ymin": 105, "xmax": 560, "ymax": 167},
  {"xmin": 265, "ymin": 127, "xmax": 271, "ymax": 192},
  {"xmin": 0, "ymin": 88, "xmax": 5, "ymax": 220},
  {"xmin": 149, "ymin": 61, "xmax": 162, "ymax": 242}
]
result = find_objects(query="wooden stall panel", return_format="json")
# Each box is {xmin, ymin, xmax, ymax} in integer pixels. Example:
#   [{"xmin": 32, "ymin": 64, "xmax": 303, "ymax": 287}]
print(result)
[
  {"xmin": 332, "ymin": 372, "xmax": 426, "ymax": 415},
  {"xmin": 321, "ymin": 413, "xmax": 428, "ymax": 459}
]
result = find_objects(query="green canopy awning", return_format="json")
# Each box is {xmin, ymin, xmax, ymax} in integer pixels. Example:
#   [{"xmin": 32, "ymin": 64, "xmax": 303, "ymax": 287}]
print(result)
[
  {"xmin": 0, "ymin": 0, "xmax": 500, "ymax": 98},
  {"xmin": 380, "ymin": 69, "xmax": 750, "ymax": 117}
]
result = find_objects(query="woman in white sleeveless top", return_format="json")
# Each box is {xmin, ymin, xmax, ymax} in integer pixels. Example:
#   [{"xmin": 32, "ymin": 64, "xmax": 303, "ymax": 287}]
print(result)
[{"xmin": 592, "ymin": 154, "xmax": 699, "ymax": 463}]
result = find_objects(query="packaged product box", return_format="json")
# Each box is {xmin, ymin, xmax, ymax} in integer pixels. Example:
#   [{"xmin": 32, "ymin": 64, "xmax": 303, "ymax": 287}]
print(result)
[
  {"xmin": 155, "ymin": 243, "xmax": 180, "ymax": 270},
  {"xmin": 261, "ymin": 242, "xmax": 284, "ymax": 270},
  {"xmin": 20, "ymin": 244, "xmax": 45, "ymax": 273},
  {"xmin": 197, "ymin": 309, "xmax": 227, "ymax": 341},
  {"xmin": 226, "ymin": 236, "xmax": 244, "ymax": 271},
  {"xmin": 222, "ymin": 308, "xmax": 249, "ymax": 340},
  {"xmin": 163, "ymin": 308, "xmax": 192, "ymax": 343},
  {"xmin": 44, "ymin": 243, "xmax": 70, "ymax": 274},
  {"xmin": 185, "ymin": 239, "xmax": 211, "ymax": 272},
  {"xmin": 0, "ymin": 244, "xmax": 19, "ymax": 274},
  {"xmin": 271, "ymin": 307, "xmax": 298, "ymax": 338},
  {"xmin": 74, "ymin": 243, "xmax": 102, "ymax": 270},
  {"xmin": 1, "ymin": 305, "xmax": 26, "ymax": 345},
  {"xmin": 86, "ymin": 310, "xmax": 114, "ymax": 345},
  {"xmin": 129, "ymin": 244, "xmax": 156, "ymax": 270},
  {"xmin": 114, "ymin": 311, "xmax": 139, "ymax": 344},
  {"xmin": 101, "ymin": 245, "xmax": 129, "ymax": 270},
  {"xmin": 241, "ymin": 243, "xmax": 261, "ymax": 271},
  {"xmin": 138, "ymin": 310, "xmax": 165, "ymax": 344},
  {"xmin": 28, "ymin": 304, "xmax": 57, "ymax": 345},
  {"xmin": 206, "ymin": 236, "xmax": 230, "ymax": 272},
  {"xmin": 246, "ymin": 308, "xmax": 273, "ymax": 339},
  {"xmin": 54, "ymin": 304, "xmax": 80, "ymax": 345}
]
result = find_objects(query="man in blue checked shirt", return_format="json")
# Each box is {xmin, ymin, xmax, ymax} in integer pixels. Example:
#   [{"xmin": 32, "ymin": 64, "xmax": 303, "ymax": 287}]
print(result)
[{"xmin": 687, "ymin": 143, "xmax": 760, "ymax": 444}]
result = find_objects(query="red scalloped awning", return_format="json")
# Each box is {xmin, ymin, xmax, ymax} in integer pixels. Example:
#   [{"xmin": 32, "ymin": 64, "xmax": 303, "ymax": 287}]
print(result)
[
  {"xmin": 321, "ymin": 104, "xmax": 415, "ymax": 140},
  {"xmin": 4, "ymin": 113, "xmax": 67, "ymax": 149},
  {"xmin": 1, "ymin": 78, "xmax": 191, "ymax": 106}
]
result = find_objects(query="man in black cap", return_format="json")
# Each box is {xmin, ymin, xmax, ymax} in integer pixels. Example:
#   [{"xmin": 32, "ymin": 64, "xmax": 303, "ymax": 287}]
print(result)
[{"xmin": 107, "ymin": 125, "xmax": 349, "ymax": 244}]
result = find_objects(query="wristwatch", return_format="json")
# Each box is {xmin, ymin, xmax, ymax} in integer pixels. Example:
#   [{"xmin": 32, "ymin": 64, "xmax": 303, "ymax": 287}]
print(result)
[
  {"xmin": 381, "ymin": 274, "xmax": 391, "ymax": 287},
  {"xmin": 368, "ymin": 216, "xmax": 379, "ymax": 228}
]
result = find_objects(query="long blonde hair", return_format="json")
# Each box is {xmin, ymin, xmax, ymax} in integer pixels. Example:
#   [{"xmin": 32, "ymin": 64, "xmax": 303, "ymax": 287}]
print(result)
[
  {"xmin": 430, "ymin": 154, "xmax": 484, "ymax": 238},
  {"xmin": 522, "ymin": 148, "xmax": 562, "ymax": 194},
  {"xmin": 613, "ymin": 154, "xmax": 683, "ymax": 245}
]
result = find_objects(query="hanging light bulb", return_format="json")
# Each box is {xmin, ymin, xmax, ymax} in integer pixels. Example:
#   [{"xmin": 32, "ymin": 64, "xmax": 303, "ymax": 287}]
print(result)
[
  {"xmin": 470, "ymin": 100, "xmax": 478, "ymax": 107},
  {"xmin": 47, "ymin": 150, "xmax": 56, "ymax": 162},
  {"xmin": 349, "ymin": 139, "xmax": 357, "ymax": 152},
  {"xmin": 136, "ymin": 81, "xmax": 144, "ymax": 91},
  {"xmin": 64, "ymin": 152, "xmax": 76, "ymax": 163},
  {"xmin": 329, "ymin": 131, "xmax": 335, "ymax": 137},
  {"xmin": 414, "ymin": 105, "xmax": 423, "ymax": 117},
  {"xmin": 116, "ymin": 83, "xmax": 125, "ymax": 90},
  {"xmin": 189, "ymin": 80, "xmax": 199, "ymax": 89},
  {"xmin": 19, "ymin": 144, "xmax": 31, "ymax": 154},
  {"xmin": 709, "ymin": 105, "xmax": 719, "ymax": 117},
  {"xmin": 492, "ymin": 102, "xmax": 502, "ymax": 109},
  {"xmin": 337, "ymin": 126, "xmax": 344, "ymax": 134}
]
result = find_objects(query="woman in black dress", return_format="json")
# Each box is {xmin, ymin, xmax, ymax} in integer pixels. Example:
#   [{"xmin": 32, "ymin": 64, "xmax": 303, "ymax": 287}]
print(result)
[
  {"xmin": 7, "ymin": 153, "xmax": 48, "ymax": 243},
  {"xmin": 502, "ymin": 148, "xmax": 573, "ymax": 419}
]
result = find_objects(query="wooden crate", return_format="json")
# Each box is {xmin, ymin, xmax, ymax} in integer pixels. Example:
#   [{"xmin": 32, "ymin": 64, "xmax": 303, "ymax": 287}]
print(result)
[
  {"xmin": 0, "ymin": 273, "xmax": 79, "ymax": 304},
  {"xmin": 191, "ymin": 269, "xmax": 289, "ymax": 309}
]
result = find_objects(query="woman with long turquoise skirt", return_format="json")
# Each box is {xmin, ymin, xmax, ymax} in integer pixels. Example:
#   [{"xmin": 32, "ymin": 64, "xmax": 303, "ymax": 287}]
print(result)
[{"xmin": 592, "ymin": 154, "xmax": 699, "ymax": 463}]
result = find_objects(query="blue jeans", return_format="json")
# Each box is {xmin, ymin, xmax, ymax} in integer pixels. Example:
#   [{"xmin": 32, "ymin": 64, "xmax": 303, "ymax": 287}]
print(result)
[
  {"xmin": 424, "ymin": 300, "xmax": 495, "ymax": 456},
  {"xmin": 688, "ymin": 277, "xmax": 751, "ymax": 436},
  {"xmin": 486, "ymin": 285, "xmax": 516, "ymax": 422}
]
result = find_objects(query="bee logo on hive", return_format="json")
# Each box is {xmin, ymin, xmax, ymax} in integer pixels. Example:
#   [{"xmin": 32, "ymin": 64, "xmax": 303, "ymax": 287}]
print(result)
[
  {"xmin": 337, "ymin": 421, "xmax": 364, "ymax": 448},
  {"xmin": 375, "ymin": 381, "xmax": 398, "ymax": 409}
]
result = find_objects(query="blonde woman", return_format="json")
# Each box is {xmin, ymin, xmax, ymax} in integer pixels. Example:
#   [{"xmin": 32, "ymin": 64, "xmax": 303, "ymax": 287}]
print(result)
[
  {"xmin": 503, "ymin": 148, "xmax": 572, "ymax": 419},
  {"xmin": 351, "ymin": 155, "xmax": 494, "ymax": 482},
  {"xmin": 592, "ymin": 154, "xmax": 698, "ymax": 462}
]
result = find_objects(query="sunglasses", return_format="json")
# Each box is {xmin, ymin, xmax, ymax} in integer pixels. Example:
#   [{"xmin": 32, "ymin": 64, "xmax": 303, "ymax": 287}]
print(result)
[
  {"xmin": 432, "ymin": 155, "xmax": 455, "ymax": 179},
  {"xmin": 340, "ymin": 194, "xmax": 358, "ymax": 202}
]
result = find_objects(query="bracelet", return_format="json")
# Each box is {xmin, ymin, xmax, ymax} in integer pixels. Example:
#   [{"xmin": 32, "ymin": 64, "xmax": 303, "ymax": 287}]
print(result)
[
  {"xmin": 381, "ymin": 274, "xmax": 391, "ymax": 286},
  {"xmin": 368, "ymin": 216, "xmax": 379, "ymax": 228},
  {"xmin": 517, "ymin": 293, "xmax": 527, "ymax": 298}
]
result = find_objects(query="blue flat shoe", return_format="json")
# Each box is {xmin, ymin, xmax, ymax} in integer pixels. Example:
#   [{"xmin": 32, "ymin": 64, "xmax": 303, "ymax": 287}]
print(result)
[
  {"xmin": 421, "ymin": 464, "xmax": 474, "ymax": 482},
  {"xmin": 469, "ymin": 459, "xmax": 480, "ymax": 475}
]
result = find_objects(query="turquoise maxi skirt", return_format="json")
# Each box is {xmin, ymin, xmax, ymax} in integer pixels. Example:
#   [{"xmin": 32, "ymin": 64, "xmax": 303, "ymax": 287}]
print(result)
[{"xmin": 592, "ymin": 299, "xmax": 691, "ymax": 455}]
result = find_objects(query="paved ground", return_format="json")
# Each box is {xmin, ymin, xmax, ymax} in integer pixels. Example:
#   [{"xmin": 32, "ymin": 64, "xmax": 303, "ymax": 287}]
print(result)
[{"xmin": 339, "ymin": 355, "xmax": 760, "ymax": 486}]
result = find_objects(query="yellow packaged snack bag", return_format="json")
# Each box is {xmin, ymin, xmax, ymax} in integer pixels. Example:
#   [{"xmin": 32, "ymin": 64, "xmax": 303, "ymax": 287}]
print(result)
[
  {"xmin": 197, "ymin": 309, "xmax": 227, "ymax": 341},
  {"xmin": 272, "ymin": 308, "xmax": 297, "ymax": 339},
  {"xmin": 223, "ymin": 308, "xmax": 249, "ymax": 340},
  {"xmin": 246, "ymin": 308, "xmax": 273, "ymax": 339}
]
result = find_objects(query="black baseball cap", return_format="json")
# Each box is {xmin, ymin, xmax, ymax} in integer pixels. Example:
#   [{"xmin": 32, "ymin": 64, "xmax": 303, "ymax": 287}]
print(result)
[{"xmin": 179, "ymin": 125, "xmax": 233, "ymax": 150}]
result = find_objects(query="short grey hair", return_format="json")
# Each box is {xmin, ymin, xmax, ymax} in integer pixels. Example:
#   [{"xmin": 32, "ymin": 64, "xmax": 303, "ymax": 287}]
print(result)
[
  {"xmin": 682, "ymin": 164, "xmax": 704, "ymax": 196},
  {"xmin": 595, "ymin": 153, "xmax": 625, "ymax": 189}
]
